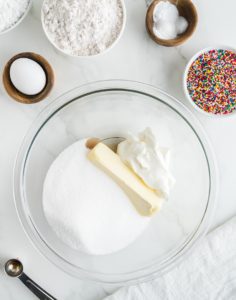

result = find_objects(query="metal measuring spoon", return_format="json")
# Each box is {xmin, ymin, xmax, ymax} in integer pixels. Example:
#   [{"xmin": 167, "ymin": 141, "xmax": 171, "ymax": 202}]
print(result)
[{"xmin": 5, "ymin": 259, "xmax": 57, "ymax": 300}]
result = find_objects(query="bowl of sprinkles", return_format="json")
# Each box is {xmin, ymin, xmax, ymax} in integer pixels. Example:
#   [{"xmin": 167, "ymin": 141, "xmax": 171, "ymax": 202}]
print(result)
[{"xmin": 183, "ymin": 47, "xmax": 236, "ymax": 117}]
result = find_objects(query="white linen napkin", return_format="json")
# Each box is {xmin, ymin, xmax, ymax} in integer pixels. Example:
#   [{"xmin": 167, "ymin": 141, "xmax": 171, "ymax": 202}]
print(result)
[{"xmin": 103, "ymin": 217, "xmax": 236, "ymax": 300}]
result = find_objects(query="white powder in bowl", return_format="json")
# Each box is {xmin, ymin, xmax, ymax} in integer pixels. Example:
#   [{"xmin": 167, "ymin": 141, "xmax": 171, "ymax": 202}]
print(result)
[
  {"xmin": 153, "ymin": 1, "xmax": 188, "ymax": 40},
  {"xmin": 43, "ymin": 139, "xmax": 150, "ymax": 255},
  {"xmin": 42, "ymin": 0, "xmax": 124, "ymax": 56},
  {"xmin": 0, "ymin": 0, "xmax": 30, "ymax": 33}
]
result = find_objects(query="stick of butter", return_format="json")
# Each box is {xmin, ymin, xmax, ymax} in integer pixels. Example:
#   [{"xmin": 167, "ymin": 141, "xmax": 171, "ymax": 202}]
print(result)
[{"xmin": 87, "ymin": 143, "xmax": 163, "ymax": 216}]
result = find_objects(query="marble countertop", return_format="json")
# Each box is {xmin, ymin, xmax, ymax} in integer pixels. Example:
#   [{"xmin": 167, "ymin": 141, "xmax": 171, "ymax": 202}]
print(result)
[{"xmin": 0, "ymin": 0, "xmax": 236, "ymax": 299}]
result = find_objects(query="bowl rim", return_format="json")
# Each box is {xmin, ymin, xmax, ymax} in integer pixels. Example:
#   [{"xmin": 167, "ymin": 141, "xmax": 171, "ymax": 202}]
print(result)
[
  {"xmin": 41, "ymin": 0, "xmax": 126, "ymax": 58},
  {"xmin": 183, "ymin": 46, "xmax": 236, "ymax": 118},
  {"xmin": 0, "ymin": 0, "xmax": 32, "ymax": 35},
  {"xmin": 13, "ymin": 80, "xmax": 218, "ymax": 285}
]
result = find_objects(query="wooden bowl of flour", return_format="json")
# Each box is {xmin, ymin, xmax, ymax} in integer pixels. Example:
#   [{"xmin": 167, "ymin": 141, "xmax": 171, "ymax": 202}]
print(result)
[{"xmin": 146, "ymin": 0, "xmax": 198, "ymax": 47}]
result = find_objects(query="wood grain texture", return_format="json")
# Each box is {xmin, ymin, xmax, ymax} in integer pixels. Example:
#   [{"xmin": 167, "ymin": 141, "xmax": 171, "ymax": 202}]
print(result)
[
  {"xmin": 2, "ymin": 52, "xmax": 54, "ymax": 104},
  {"xmin": 146, "ymin": 0, "xmax": 198, "ymax": 47}
]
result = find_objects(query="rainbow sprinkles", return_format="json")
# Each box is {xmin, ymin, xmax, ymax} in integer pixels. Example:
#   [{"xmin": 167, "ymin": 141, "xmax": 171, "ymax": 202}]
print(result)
[{"xmin": 186, "ymin": 49, "xmax": 236, "ymax": 115}]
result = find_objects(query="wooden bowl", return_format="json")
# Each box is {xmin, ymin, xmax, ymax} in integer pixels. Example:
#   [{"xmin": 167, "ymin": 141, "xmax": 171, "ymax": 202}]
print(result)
[
  {"xmin": 146, "ymin": 0, "xmax": 198, "ymax": 47},
  {"xmin": 3, "ymin": 52, "xmax": 54, "ymax": 104}
]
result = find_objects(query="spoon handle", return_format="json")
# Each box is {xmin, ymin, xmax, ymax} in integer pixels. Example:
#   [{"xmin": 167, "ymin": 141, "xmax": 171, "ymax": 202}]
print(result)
[{"xmin": 18, "ymin": 272, "xmax": 57, "ymax": 300}]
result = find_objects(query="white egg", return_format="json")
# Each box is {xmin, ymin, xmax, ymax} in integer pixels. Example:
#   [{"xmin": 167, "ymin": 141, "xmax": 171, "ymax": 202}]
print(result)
[{"xmin": 10, "ymin": 58, "xmax": 46, "ymax": 95}]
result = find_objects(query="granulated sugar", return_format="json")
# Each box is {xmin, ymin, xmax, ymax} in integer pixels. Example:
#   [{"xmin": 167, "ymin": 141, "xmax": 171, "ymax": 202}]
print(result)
[
  {"xmin": 42, "ymin": 0, "xmax": 124, "ymax": 56},
  {"xmin": 0, "ymin": 0, "xmax": 29, "ymax": 33},
  {"xmin": 43, "ymin": 139, "xmax": 150, "ymax": 255}
]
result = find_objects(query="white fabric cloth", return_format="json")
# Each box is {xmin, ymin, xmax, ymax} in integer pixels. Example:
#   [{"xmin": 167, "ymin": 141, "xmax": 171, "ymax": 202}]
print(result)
[{"xmin": 103, "ymin": 217, "xmax": 236, "ymax": 300}]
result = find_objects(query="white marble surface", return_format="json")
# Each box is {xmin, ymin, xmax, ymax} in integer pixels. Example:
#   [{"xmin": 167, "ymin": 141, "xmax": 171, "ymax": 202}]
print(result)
[{"xmin": 0, "ymin": 0, "xmax": 236, "ymax": 299}]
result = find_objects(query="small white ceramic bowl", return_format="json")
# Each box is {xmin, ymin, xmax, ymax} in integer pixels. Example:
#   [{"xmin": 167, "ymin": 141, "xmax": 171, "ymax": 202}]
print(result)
[
  {"xmin": 0, "ymin": 0, "xmax": 32, "ymax": 35},
  {"xmin": 183, "ymin": 46, "xmax": 236, "ymax": 118},
  {"xmin": 41, "ymin": 0, "xmax": 126, "ymax": 58}
]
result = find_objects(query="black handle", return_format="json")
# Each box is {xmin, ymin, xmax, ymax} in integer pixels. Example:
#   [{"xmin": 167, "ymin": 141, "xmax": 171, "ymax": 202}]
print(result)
[{"xmin": 19, "ymin": 272, "xmax": 57, "ymax": 300}]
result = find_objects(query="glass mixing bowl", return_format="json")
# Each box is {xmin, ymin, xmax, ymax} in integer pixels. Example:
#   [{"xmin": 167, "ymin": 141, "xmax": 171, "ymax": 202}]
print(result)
[{"xmin": 14, "ymin": 80, "xmax": 217, "ymax": 284}]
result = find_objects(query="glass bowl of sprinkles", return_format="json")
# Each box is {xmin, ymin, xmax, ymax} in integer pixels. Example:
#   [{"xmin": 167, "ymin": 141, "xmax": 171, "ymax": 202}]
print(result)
[{"xmin": 183, "ymin": 47, "xmax": 236, "ymax": 117}]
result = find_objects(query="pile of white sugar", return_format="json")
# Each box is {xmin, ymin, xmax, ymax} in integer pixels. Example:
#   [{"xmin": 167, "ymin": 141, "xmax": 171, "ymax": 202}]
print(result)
[
  {"xmin": 42, "ymin": 0, "xmax": 124, "ymax": 56},
  {"xmin": 43, "ymin": 139, "xmax": 150, "ymax": 255},
  {"xmin": 0, "ymin": 0, "xmax": 29, "ymax": 33}
]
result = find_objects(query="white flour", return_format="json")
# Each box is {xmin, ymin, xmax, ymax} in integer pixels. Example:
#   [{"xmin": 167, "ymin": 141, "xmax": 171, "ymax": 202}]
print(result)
[
  {"xmin": 0, "ymin": 0, "xmax": 29, "ymax": 33},
  {"xmin": 42, "ymin": 0, "xmax": 124, "ymax": 56},
  {"xmin": 43, "ymin": 139, "xmax": 150, "ymax": 255}
]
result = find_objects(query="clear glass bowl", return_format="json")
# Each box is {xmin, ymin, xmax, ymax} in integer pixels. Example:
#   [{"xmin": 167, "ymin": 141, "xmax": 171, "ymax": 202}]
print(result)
[{"xmin": 14, "ymin": 80, "xmax": 217, "ymax": 284}]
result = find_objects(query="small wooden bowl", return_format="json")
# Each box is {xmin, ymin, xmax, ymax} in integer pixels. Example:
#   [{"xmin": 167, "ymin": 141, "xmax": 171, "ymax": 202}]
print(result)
[
  {"xmin": 3, "ymin": 52, "xmax": 54, "ymax": 104},
  {"xmin": 146, "ymin": 0, "xmax": 198, "ymax": 47}
]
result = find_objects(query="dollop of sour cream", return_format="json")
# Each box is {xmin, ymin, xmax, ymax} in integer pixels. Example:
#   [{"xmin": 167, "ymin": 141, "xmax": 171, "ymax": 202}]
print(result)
[{"xmin": 117, "ymin": 128, "xmax": 175, "ymax": 199}]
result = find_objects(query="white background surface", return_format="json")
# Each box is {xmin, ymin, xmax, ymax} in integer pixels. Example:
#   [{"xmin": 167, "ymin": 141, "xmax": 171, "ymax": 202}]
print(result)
[{"xmin": 0, "ymin": 0, "xmax": 236, "ymax": 299}]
